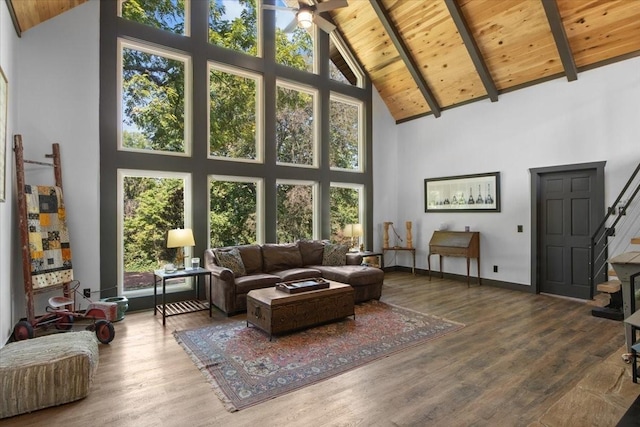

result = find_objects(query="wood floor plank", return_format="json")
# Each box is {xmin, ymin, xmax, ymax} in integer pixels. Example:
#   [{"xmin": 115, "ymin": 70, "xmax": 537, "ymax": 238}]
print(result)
[{"xmin": 2, "ymin": 272, "xmax": 638, "ymax": 426}]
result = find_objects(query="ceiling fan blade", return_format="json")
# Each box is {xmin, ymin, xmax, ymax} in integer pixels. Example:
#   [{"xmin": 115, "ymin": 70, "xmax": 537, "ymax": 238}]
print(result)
[
  {"xmin": 313, "ymin": 15, "xmax": 336, "ymax": 33},
  {"xmin": 315, "ymin": 0, "xmax": 348, "ymax": 13},
  {"xmin": 263, "ymin": 4, "xmax": 297, "ymax": 11},
  {"xmin": 283, "ymin": 17, "xmax": 299, "ymax": 33}
]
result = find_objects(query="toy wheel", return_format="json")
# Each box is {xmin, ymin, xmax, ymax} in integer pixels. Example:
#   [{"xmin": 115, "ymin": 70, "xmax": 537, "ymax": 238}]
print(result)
[
  {"xmin": 95, "ymin": 319, "xmax": 115, "ymax": 344},
  {"xmin": 13, "ymin": 321, "xmax": 34, "ymax": 341},
  {"xmin": 55, "ymin": 314, "xmax": 74, "ymax": 330}
]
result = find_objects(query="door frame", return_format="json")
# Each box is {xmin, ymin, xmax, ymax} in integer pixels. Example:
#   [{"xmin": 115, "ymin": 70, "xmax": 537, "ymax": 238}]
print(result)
[{"xmin": 529, "ymin": 161, "xmax": 606, "ymax": 295}]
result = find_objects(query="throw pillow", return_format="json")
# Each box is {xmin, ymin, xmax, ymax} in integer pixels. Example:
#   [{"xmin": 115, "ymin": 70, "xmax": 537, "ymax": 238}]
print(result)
[
  {"xmin": 215, "ymin": 248, "xmax": 246, "ymax": 277},
  {"xmin": 322, "ymin": 243, "xmax": 348, "ymax": 266}
]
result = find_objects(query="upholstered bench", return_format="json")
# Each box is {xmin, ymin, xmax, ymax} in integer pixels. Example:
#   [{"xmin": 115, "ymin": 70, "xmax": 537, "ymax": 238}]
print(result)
[{"xmin": 0, "ymin": 331, "xmax": 99, "ymax": 419}]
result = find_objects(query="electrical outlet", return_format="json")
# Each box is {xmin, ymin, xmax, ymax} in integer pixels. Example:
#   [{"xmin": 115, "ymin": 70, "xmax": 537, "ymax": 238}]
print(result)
[
  {"xmin": 517, "ymin": 225, "xmax": 523, "ymax": 233},
  {"xmin": 83, "ymin": 288, "xmax": 91, "ymax": 298},
  {"xmin": 493, "ymin": 265, "xmax": 498, "ymax": 273}
]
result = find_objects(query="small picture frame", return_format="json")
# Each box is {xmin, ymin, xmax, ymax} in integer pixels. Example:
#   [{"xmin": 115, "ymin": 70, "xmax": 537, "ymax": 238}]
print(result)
[{"xmin": 424, "ymin": 172, "xmax": 500, "ymax": 212}]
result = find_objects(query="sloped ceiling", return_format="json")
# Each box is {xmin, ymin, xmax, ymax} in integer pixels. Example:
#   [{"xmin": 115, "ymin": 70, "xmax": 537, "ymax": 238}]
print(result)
[
  {"xmin": 330, "ymin": 0, "xmax": 640, "ymax": 122},
  {"xmin": 8, "ymin": 0, "xmax": 640, "ymax": 123},
  {"xmin": 6, "ymin": 0, "xmax": 87, "ymax": 34}
]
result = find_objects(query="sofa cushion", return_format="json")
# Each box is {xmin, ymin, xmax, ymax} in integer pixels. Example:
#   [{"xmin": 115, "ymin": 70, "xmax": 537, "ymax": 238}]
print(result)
[
  {"xmin": 271, "ymin": 267, "xmax": 322, "ymax": 282},
  {"xmin": 297, "ymin": 239, "xmax": 326, "ymax": 266},
  {"xmin": 262, "ymin": 243, "xmax": 303, "ymax": 272},
  {"xmin": 236, "ymin": 245, "xmax": 263, "ymax": 274},
  {"xmin": 214, "ymin": 248, "xmax": 246, "ymax": 277},
  {"xmin": 234, "ymin": 273, "xmax": 281, "ymax": 294},
  {"xmin": 314, "ymin": 265, "xmax": 384, "ymax": 287},
  {"xmin": 322, "ymin": 243, "xmax": 348, "ymax": 266}
]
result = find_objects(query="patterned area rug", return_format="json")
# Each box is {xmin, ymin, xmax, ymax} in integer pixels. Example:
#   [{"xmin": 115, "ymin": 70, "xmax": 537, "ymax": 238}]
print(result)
[{"xmin": 174, "ymin": 300, "xmax": 464, "ymax": 412}]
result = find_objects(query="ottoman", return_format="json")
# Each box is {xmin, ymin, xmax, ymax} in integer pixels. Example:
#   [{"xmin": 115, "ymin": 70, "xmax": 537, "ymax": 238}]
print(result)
[
  {"xmin": 0, "ymin": 331, "xmax": 99, "ymax": 418},
  {"xmin": 313, "ymin": 265, "xmax": 384, "ymax": 302}
]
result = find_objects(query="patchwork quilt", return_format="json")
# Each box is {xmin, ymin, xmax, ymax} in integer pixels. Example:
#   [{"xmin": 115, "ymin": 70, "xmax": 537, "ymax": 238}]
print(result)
[{"xmin": 25, "ymin": 185, "xmax": 74, "ymax": 289}]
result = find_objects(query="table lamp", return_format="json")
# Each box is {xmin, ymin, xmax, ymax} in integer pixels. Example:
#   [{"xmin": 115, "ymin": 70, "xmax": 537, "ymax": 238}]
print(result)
[
  {"xmin": 343, "ymin": 223, "xmax": 363, "ymax": 252},
  {"xmin": 167, "ymin": 228, "xmax": 195, "ymax": 270}
]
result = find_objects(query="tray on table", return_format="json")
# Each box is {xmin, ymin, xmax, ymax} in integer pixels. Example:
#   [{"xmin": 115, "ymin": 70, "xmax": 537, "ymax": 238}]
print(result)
[{"xmin": 275, "ymin": 277, "xmax": 330, "ymax": 294}]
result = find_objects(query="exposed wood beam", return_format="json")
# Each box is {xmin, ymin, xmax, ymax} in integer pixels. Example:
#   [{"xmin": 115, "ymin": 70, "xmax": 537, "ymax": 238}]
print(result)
[
  {"xmin": 5, "ymin": 0, "xmax": 22, "ymax": 37},
  {"xmin": 444, "ymin": 0, "xmax": 498, "ymax": 102},
  {"xmin": 369, "ymin": 0, "xmax": 441, "ymax": 117},
  {"xmin": 541, "ymin": 0, "xmax": 578, "ymax": 82}
]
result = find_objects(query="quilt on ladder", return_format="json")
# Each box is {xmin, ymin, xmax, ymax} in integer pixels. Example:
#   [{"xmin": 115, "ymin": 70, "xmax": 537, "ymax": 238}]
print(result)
[{"xmin": 25, "ymin": 185, "xmax": 74, "ymax": 289}]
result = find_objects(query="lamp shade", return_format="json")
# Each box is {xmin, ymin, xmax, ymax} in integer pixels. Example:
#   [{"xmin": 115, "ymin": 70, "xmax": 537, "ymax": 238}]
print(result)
[
  {"xmin": 344, "ymin": 223, "xmax": 363, "ymax": 238},
  {"xmin": 167, "ymin": 228, "xmax": 195, "ymax": 248}
]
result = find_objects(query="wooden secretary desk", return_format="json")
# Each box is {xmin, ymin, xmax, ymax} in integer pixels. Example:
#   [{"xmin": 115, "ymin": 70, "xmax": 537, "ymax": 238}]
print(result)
[{"xmin": 428, "ymin": 231, "xmax": 480, "ymax": 286}]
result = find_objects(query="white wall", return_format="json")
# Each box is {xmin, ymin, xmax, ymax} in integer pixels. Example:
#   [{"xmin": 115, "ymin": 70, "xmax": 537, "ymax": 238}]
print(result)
[
  {"xmin": 0, "ymin": 0, "xmax": 99, "ymax": 346},
  {"xmin": 0, "ymin": 0, "xmax": 20, "ymax": 346},
  {"xmin": 374, "ymin": 56, "xmax": 640, "ymax": 286},
  {"xmin": 371, "ymin": 89, "xmax": 398, "ymax": 254}
]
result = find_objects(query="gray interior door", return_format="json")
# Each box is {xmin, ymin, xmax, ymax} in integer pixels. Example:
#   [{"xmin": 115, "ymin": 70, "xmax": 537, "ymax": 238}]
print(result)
[{"xmin": 538, "ymin": 168, "xmax": 602, "ymax": 299}]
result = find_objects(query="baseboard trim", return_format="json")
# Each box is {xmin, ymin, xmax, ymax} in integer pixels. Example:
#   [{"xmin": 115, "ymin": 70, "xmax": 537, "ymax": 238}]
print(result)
[{"xmin": 382, "ymin": 266, "xmax": 533, "ymax": 293}]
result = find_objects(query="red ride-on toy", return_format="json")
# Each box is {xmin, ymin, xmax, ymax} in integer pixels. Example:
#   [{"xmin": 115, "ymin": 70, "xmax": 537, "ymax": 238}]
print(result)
[
  {"xmin": 12, "ymin": 281, "xmax": 116, "ymax": 344},
  {"xmin": 13, "ymin": 140, "xmax": 115, "ymax": 345}
]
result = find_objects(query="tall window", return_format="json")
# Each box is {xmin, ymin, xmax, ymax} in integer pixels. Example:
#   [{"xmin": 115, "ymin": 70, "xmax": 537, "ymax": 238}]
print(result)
[
  {"xmin": 119, "ymin": 40, "xmax": 191, "ymax": 155},
  {"xmin": 276, "ymin": 81, "xmax": 317, "ymax": 167},
  {"xmin": 102, "ymin": 1, "xmax": 370, "ymax": 308},
  {"xmin": 209, "ymin": 176, "xmax": 263, "ymax": 246},
  {"xmin": 330, "ymin": 184, "xmax": 363, "ymax": 245},
  {"xmin": 119, "ymin": 0, "xmax": 189, "ymax": 35},
  {"xmin": 329, "ymin": 32, "xmax": 364, "ymax": 88},
  {"xmin": 275, "ymin": 7, "xmax": 315, "ymax": 72},
  {"xmin": 209, "ymin": 63, "xmax": 262, "ymax": 162},
  {"xmin": 208, "ymin": 0, "xmax": 260, "ymax": 56},
  {"xmin": 330, "ymin": 93, "xmax": 362, "ymax": 171},
  {"xmin": 276, "ymin": 180, "xmax": 317, "ymax": 243},
  {"xmin": 118, "ymin": 170, "xmax": 192, "ymax": 295}
]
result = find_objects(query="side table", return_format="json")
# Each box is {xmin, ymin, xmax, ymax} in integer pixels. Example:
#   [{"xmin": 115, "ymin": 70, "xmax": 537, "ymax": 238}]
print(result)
[
  {"xmin": 356, "ymin": 251, "xmax": 384, "ymax": 268},
  {"xmin": 382, "ymin": 247, "xmax": 416, "ymax": 275},
  {"xmin": 153, "ymin": 267, "xmax": 212, "ymax": 326}
]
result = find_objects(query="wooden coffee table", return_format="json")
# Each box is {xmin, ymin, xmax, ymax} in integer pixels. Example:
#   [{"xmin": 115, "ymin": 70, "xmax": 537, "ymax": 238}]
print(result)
[{"xmin": 246, "ymin": 281, "xmax": 355, "ymax": 340}]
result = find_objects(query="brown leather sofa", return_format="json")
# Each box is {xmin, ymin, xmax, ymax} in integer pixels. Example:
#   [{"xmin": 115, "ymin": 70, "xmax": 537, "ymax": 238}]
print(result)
[{"xmin": 204, "ymin": 240, "xmax": 384, "ymax": 315}]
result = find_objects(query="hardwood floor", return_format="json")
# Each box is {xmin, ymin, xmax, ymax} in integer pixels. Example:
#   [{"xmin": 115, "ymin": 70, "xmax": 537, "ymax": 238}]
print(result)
[{"xmin": 3, "ymin": 272, "xmax": 639, "ymax": 427}]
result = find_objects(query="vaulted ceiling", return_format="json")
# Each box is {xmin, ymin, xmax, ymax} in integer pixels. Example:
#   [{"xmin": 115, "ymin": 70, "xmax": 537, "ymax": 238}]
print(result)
[
  {"xmin": 6, "ymin": 0, "xmax": 86, "ymax": 34},
  {"xmin": 330, "ymin": 0, "xmax": 640, "ymax": 122},
  {"xmin": 7, "ymin": 0, "xmax": 640, "ymax": 123}
]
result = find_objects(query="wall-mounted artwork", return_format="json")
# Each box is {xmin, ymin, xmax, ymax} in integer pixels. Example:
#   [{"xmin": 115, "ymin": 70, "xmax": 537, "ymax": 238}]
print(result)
[
  {"xmin": 424, "ymin": 172, "xmax": 500, "ymax": 212},
  {"xmin": 0, "ymin": 66, "xmax": 7, "ymax": 202}
]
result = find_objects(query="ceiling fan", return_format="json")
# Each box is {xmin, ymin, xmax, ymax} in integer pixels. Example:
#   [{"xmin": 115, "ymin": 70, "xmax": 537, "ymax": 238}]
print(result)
[{"xmin": 263, "ymin": 0, "xmax": 348, "ymax": 33}]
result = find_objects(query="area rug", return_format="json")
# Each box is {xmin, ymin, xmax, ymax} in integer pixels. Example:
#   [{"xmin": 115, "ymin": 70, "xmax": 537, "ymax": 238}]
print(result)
[{"xmin": 173, "ymin": 300, "xmax": 464, "ymax": 412}]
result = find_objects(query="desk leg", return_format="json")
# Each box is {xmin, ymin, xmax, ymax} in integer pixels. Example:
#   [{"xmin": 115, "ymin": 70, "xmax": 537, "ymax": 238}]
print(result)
[
  {"xmin": 477, "ymin": 256, "xmax": 481, "ymax": 286},
  {"xmin": 439, "ymin": 255, "xmax": 444, "ymax": 279},
  {"xmin": 428, "ymin": 254, "xmax": 431, "ymax": 281},
  {"xmin": 466, "ymin": 258, "xmax": 471, "ymax": 287},
  {"xmin": 412, "ymin": 252, "xmax": 415, "ymax": 275}
]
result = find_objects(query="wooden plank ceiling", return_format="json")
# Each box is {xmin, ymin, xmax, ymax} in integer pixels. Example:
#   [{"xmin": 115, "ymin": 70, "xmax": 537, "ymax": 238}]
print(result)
[
  {"xmin": 330, "ymin": 0, "xmax": 640, "ymax": 122},
  {"xmin": 8, "ymin": 0, "xmax": 640, "ymax": 123},
  {"xmin": 7, "ymin": 0, "xmax": 87, "ymax": 34}
]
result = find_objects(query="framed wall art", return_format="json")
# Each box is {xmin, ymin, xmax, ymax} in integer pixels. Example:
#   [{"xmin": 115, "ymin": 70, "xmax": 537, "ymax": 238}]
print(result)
[
  {"xmin": 0, "ymin": 66, "xmax": 7, "ymax": 202},
  {"xmin": 424, "ymin": 172, "xmax": 500, "ymax": 212}
]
